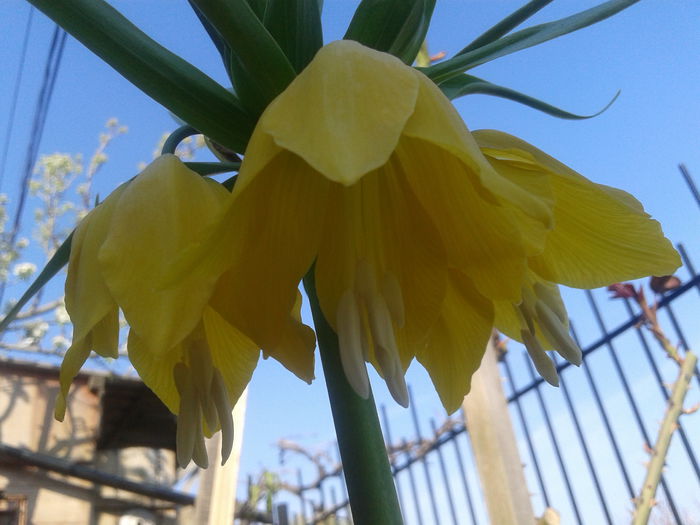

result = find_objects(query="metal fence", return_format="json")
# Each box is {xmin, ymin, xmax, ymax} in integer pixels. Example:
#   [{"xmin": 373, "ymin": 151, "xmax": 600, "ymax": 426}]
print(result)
[{"xmin": 274, "ymin": 166, "xmax": 700, "ymax": 525}]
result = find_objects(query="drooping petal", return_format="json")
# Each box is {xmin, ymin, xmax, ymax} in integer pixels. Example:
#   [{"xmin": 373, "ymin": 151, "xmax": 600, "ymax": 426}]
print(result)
[
  {"xmin": 404, "ymin": 73, "xmax": 553, "ymax": 230},
  {"xmin": 397, "ymin": 137, "xmax": 528, "ymax": 301},
  {"xmin": 54, "ymin": 339, "xmax": 92, "ymax": 421},
  {"xmin": 410, "ymin": 271, "xmax": 494, "ymax": 413},
  {"xmin": 202, "ymin": 306, "xmax": 260, "ymax": 409},
  {"xmin": 64, "ymin": 184, "xmax": 125, "ymax": 350},
  {"xmin": 208, "ymin": 156, "xmax": 327, "ymax": 373},
  {"xmin": 127, "ymin": 329, "xmax": 183, "ymax": 414},
  {"xmin": 99, "ymin": 155, "xmax": 230, "ymax": 355},
  {"xmin": 474, "ymin": 130, "xmax": 681, "ymax": 287},
  {"xmin": 254, "ymin": 40, "xmax": 420, "ymax": 187}
]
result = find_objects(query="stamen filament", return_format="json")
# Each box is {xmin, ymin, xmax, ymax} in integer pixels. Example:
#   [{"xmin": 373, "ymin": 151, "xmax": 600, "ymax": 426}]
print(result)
[
  {"xmin": 337, "ymin": 289, "xmax": 370, "ymax": 399},
  {"xmin": 521, "ymin": 330, "xmax": 559, "ymax": 386}
]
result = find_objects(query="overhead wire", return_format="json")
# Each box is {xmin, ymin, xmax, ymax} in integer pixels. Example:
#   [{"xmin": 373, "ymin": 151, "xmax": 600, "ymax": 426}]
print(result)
[
  {"xmin": 0, "ymin": 7, "xmax": 34, "ymax": 192},
  {"xmin": 0, "ymin": 22, "xmax": 68, "ymax": 308}
]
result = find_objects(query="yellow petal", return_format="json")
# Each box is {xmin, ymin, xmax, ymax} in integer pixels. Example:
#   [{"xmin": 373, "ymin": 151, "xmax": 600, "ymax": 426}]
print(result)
[
  {"xmin": 202, "ymin": 306, "xmax": 260, "ymax": 405},
  {"xmin": 99, "ymin": 155, "xmax": 229, "ymax": 354},
  {"xmin": 128, "ymin": 329, "xmax": 184, "ymax": 414},
  {"xmin": 397, "ymin": 138, "xmax": 527, "ymax": 300},
  {"xmin": 209, "ymin": 155, "xmax": 327, "ymax": 364},
  {"xmin": 411, "ymin": 271, "xmax": 494, "ymax": 413},
  {"xmin": 475, "ymin": 130, "xmax": 680, "ymax": 287},
  {"xmin": 478, "ymin": 145, "xmax": 554, "ymax": 256},
  {"xmin": 64, "ymin": 184, "xmax": 125, "ymax": 347},
  {"xmin": 404, "ymin": 74, "xmax": 553, "ymax": 229},
  {"xmin": 55, "ymin": 339, "xmax": 92, "ymax": 421},
  {"xmin": 253, "ymin": 40, "xmax": 419, "ymax": 186}
]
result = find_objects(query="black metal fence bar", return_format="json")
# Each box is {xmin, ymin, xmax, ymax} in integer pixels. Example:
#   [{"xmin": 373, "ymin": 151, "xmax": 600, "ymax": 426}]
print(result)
[
  {"xmin": 429, "ymin": 418, "xmax": 459, "ymax": 524},
  {"xmin": 380, "ymin": 404, "xmax": 407, "ymax": 519},
  {"xmin": 402, "ymin": 437, "xmax": 426, "ymax": 525},
  {"xmin": 569, "ymin": 321, "xmax": 636, "ymax": 499},
  {"xmin": 680, "ymin": 164, "xmax": 700, "ymax": 208},
  {"xmin": 523, "ymin": 355, "xmax": 584, "ymax": 524},
  {"xmin": 450, "ymin": 423, "xmax": 479, "ymax": 525},
  {"xmin": 553, "ymin": 353, "xmax": 614, "ymax": 525},
  {"xmin": 408, "ymin": 387, "xmax": 441, "ymax": 524},
  {"xmin": 585, "ymin": 290, "xmax": 683, "ymax": 523},
  {"xmin": 501, "ymin": 356, "xmax": 551, "ymax": 507}
]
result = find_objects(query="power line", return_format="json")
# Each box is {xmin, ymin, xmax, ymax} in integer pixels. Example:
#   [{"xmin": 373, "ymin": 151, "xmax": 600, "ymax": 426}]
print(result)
[
  {"xmin": 0, "ymin": 23, "xmax": 67, "ymax": 308},
  {"xmin": 0, "ymin": 7, "xmax": 34, "ymax": 192}
]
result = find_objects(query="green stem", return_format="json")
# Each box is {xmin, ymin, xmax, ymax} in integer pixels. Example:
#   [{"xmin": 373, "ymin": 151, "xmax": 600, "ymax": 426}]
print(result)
[
  {"xmin": 303, "ymin": 270, "xmax": 404, "ymax": 525},
  {"xmin": 632, "ymin": 351, "xmax": 698, "ymax": 525},
  {"xmin": 162, "ymin": 125, "xmax": 199, "ymax": 155}
]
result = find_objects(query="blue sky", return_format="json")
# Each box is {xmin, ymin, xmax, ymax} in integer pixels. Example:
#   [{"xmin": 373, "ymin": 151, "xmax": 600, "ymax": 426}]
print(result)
[{"xmin": 1, "ymin": 0, "xmax": 699, "ymax": 521}]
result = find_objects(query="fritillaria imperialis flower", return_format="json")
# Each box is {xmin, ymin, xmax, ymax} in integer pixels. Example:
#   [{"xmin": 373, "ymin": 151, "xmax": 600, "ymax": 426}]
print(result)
[
  {"xmin": 189, "ymin": 40, "xmax": 679, "ymax": 413},
  {"xmin": 56, "ymin": 155, "xmax": 314, "ymax": 467}
]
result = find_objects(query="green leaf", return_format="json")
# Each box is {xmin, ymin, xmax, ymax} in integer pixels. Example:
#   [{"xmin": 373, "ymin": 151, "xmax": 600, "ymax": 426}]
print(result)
[
  {"xmin": 191, "ymin": 0, "xmax": 297, "ymax": 110},
  {"xmin": 28, "ymin": 0, "xmax": 255, "ymax": 153},
  {"xmin": 184, "ymin": 162, "xmax": 241, "ymax": 176},
  {"xmin": 388, "ymin": 0, "xmax": 437, "ymax": 65},
  {"xmin": 459, "ymin": 0, "xmax": 556, "ymax": 54},
  {"xmin": 246, "ymin": 0, "xmax": 269, "ymax": 19},
  {"xmin": 188, "ymin": 0, "xmax": 235, "ymax": 80},
  {"xmin": 0, "ymin": 233, "xmax": 72, "ymax": 334},
  {"xmin": 423, "ymin": 0, "xmax": 640, "ymax": 84},
  {"xmin": 441, "ymin": 74, "xmax": 620, "ymax": 120},
  {"xmin": 264, "ymin": 0, "xmax": 324, "ymax": 72},
  {"xmin": 344, "ymin": 0, "xmax": 418, "ymax": 52}
]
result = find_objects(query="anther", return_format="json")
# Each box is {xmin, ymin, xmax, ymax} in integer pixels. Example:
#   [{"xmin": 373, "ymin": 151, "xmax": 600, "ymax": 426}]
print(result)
[
  {"xmin": 535, "ymin": 302, "xmax": 582, "ymax": 366},
  {"xmin": 521, "ymin": 330, "xmax": 559, "ymax": 386}
]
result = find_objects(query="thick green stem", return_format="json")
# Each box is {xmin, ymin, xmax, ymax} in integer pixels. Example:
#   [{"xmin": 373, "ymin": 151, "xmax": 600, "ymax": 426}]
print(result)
[
  {"xmin": 632, "ymin": 351, "xmax": 698, "ymax": 525},
  {"xmin": 303, "ymin": 270, "xmax": 403, "ymax": 525}
]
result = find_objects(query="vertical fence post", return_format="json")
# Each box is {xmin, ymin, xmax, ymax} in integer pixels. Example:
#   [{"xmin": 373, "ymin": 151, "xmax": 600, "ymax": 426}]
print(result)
[
  {"xmin": 193, "ymin": 388, "xmax": 248, "ymax": 524},
  {"xmin": 462, "ymin": 339, "xmax": 535, "ymax": 524}
]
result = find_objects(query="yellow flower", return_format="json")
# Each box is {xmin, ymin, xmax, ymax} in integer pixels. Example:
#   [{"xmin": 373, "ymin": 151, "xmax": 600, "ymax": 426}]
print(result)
[
  {"xmin": 475, "ymin": 131, "xmax": 681, "ymax": 381},
  {"xmin": 185, "ymin": 40, "xmax": 557, "ymax": 413},
  {"xmin": 185, "ymin": 41, "xmax": 678, "ymax": 413},
  {"xmin": 57, "ymin": 155, "xmax": 313, "ymax": 467}
]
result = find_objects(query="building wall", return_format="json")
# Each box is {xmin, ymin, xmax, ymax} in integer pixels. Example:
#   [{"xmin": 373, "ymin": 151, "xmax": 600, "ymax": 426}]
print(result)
[{"xmin": 0, "ymin": 363, "xmax": 180, "ymax": 525}]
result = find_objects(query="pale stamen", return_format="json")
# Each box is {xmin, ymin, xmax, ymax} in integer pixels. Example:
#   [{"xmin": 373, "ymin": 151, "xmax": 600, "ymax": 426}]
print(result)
[
  {"xmin": 366, "ymin": 291, "xmax": 408, "ymax": 407},
  {"xmin": 188, "ymin": 341, "xmax": 218, "ymax": 431},
  {"xmin": 174, "ymin": 362, "xmax": 198, "ymax": 468},
  {"xmin": 211, "ymin": 369, "xmax": 235, "ymax": 465},
  {"xmin": 535, "ymin": 302, "xmax": 582, "ymax": 366},
  {"xmin": 337, "ymin": 289, "xmax": 370, "ymax": 399},
  {"xmin": 521, "ymin": 330, "xmax": 559, "ymax": 386}
]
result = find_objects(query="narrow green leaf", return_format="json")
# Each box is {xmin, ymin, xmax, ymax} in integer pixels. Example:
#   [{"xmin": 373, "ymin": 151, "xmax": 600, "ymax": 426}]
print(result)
[
  {"xmin": 0, "ymin": 233, "xmax": 72, "ymax": 334},
  {"xmin": 184, "ymin": 162, "xmax": 241, "ymax": 176},
  {"xmin": 28, "ymin": 0, "xmax": 255, "ymax": 153},
  {"xmin": 191, "ymin": 0, "xmax": 297, "ymax": 109},
  {"xmin": 441, "ymin": 74, "xmax": 620, "ymax": 120},
  {"xmin": 265, "ymin": 0, "xmax": 324, "ymax": 72},
  {"xmin": 459, "ymin": 0, "xmax": 556, "ymax": 54},
  {"xmin": 188, "ymin": 0, "xmax": 235, "ymax": 80},
  {"xmin": 424, "ymin": 0, "xmax": 640, "ymax": 84},
  {"xmin": 388, "ymin": 0, "xmax": 437, "ymax": 65},
  {"xmin": 344, "ymin": 0, "xmax": 417, "ymax": 52},
  {"xmin": 246, "ymin": 0, "xmax": 269, "ymax": 19}
]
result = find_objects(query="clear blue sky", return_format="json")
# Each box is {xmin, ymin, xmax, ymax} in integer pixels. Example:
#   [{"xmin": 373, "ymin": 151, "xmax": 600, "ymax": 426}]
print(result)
[{"xmin": 1, "ymin": 1, "xmax": 699, "ymax": 522}]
